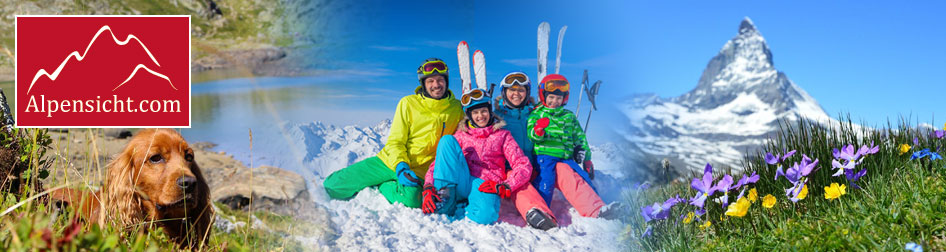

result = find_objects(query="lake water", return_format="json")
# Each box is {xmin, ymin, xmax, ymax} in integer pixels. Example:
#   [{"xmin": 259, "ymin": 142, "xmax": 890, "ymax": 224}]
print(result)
[
  {"xmin": 1, "ymin": 77, "xmax": 400, "ymax": 174},
  {"xmin": 180, "ymin": 76, "xmax": 402, "ymax": 173}
]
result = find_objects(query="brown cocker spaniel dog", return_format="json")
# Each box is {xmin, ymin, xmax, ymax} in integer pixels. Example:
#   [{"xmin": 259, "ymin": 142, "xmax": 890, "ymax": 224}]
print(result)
[{"xmin": 52, "ymin": 129, "xmax": 214, "ymax": 248}]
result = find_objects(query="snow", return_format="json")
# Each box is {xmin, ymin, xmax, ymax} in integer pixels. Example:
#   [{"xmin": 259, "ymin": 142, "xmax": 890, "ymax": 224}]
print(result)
[
  {"xmin": 621, "ymin": 18, "xmax": 842, "ymax": 174},
  {"xmin": 283, "ymin": 120, "xmax": 629, "ymax": 251}
]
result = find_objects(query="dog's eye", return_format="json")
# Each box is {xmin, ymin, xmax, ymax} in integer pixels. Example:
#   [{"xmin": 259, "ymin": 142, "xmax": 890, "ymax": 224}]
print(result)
[
  {"xmin": 149, "ymin": 154, "xmax": 164, "ymax": 164},
  {"xmin": 185, "ymin": 153, "xmax": 194, "ymax": 162}
]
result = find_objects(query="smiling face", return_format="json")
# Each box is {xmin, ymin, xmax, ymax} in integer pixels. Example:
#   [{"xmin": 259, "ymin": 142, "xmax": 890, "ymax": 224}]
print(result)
[
  {"xmin": 470, "ymin": 106, "xmax": 491, "ymax": 127},
  {"xmin": 545, "ymin": 93, "xmax": 564, "ymax": 108},
  {"xmin": 504, "ymin": 85, "xmax": 527, "ymax": 107},
  {"xmin": 424, "ymin": 75, "xmax": 447, "ymax": 99}
]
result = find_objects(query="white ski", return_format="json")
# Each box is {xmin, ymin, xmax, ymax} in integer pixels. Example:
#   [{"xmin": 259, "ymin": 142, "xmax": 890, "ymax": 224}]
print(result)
[
  {"xmin": 473, "ymin": 50, "xmax": 486, "ymax": 91},
  {"xmin": 555, "ymin": 25, "xmax": 567, "ymax": 74},
  {"xmin": 537, "ymin": 22, "xmax": 550, "ymax": 82},
  {"xmin": 457, "ymin": 41, "xmax": 472, "ymax": 94}
]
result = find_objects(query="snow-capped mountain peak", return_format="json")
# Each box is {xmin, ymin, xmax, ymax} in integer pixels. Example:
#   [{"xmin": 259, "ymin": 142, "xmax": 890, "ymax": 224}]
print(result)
[
  {"xmin": 622, "ymin": 17, "xmax": 831, "ymax": 174},
  {"xmin": 739, "ymin": 17, "xmax": 758, "ymax": 35}
]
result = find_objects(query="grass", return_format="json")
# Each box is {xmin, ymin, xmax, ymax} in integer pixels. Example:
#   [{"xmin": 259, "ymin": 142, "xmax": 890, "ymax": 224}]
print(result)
[
  {"xmin": 624, "ymin": 116, "xmax": 946, "ymax": 251},
  {"xmin": 0, "ymin": 128, "xmax": 317, "ymax": 251}
]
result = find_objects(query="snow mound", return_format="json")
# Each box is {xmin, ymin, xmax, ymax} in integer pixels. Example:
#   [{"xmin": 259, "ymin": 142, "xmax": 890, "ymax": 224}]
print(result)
[{"xmin": 284, "ymin": 120, "xmax": 629, "ymax": 251}]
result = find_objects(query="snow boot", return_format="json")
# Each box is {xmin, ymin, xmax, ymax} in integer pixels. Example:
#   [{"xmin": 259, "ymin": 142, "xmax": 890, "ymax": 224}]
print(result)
[
  {"xmin": 435, "ymin": 185, "xmax": 458, "ymax": 216},
  {"xmin": 526, "ymin": 208, "xmax": 557, "ymax": 231}
]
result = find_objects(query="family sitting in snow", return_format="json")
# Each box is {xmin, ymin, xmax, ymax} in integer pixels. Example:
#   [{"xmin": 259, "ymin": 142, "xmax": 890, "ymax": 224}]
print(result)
[{"xmin": 323, "ymin": 58, "xmax": 604, "ymax": 230}]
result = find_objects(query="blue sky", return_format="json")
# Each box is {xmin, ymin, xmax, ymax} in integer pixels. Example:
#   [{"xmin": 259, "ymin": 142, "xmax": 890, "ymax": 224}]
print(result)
[
  {"xmin": 317, "ymin": 1, "xmax": 946, "ymax": 143},
  {"xmin": 321, "ymin": 0, "xmax": 633, "ymax": 143},
  {"xmin": 621, "ymin": 1, "xmax": 946, "ymax": 128}
]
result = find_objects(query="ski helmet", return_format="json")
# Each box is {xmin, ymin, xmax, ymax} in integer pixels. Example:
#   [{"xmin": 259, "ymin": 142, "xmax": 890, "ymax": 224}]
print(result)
[
  {"xmin": 500, "ymin": 71, "xmax": 531, "ymax": 108},
  {"xmin": 538, "ymin": 74, "xmax": 570, "ymax": 107},
  {"xmin": 461, "ymin": 88, "xmax": 493, "ymax": 126},
  {"xmin": 416, "ymin": 58, "xmax": 449, "ymax": 97}
]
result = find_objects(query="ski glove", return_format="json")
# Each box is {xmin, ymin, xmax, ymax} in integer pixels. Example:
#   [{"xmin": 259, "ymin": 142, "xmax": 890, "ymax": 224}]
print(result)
[
  {"xmin": 422, "ymin": 185, "xmax": 440, "ymax": 214},
  {"xmin": 573, "ymin": 146, "xmax": 586, "ymax": 164},
  {"xmin": 583, "ymin": 160, "xmax": 595, "ymax": 180},
  {"xmin": 478, "ymin": 180, "xmax": 512, "ymax": 199},
  {"xmin": 396, "ymin": 162, "xmax": 422, "ymax": 187},
  {"xmin": 534, "ymin": 117, "xmax": 550, "ymax": 137}
]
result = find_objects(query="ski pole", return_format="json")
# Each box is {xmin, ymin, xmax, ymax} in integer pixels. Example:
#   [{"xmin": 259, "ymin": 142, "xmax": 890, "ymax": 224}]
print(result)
[{"xmin": 575, "ymin": 70, "xmax": 588, "ymax": 118}]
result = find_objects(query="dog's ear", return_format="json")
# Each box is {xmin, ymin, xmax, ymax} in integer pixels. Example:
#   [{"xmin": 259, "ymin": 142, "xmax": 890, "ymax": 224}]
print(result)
[
  {"xmin": 187, "ymin": 159, "xmax": 214, "ymax": 248},
  {"xmin": 103, "ymin": 145, "xmax": 143, "ymax": 228}
]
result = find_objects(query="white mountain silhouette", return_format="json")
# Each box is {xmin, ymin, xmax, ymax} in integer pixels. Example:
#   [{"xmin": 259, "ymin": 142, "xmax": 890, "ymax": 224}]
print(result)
[{"xmin": 27, "ymin": 25, "xmax": 177, "ymax": 93}]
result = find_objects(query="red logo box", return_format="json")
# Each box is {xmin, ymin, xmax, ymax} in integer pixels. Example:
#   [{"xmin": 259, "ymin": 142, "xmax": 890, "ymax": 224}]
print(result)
[{"xmin": 15, "ymin": 16, "xmax": 190, "ymax": 128}]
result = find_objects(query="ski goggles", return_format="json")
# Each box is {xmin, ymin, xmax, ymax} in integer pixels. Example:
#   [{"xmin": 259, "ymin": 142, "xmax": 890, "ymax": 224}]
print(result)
[
  {"xmin": 460, "ymin": 89, "xmax": 487, "ymax": 106},
  {"xmin": 543, "ymin": 79, "xmax": 570, "ymax": 93},
  {"xmin": 501, "ymin": 72, "xmax": 530, "ymax": 87},
  {"xmin": 505, "ymin": 84, "xmax": 527, "ymax": 92},
  {"xmin": 421, "ymin": 60, "xmax": 448, "ymax": 75}
]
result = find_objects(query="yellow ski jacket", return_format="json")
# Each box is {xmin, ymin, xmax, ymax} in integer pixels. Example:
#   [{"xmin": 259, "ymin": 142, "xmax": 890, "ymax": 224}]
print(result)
[{"xmin": 377, "ymin": 87, "xmax": 464, "ymax": 176}]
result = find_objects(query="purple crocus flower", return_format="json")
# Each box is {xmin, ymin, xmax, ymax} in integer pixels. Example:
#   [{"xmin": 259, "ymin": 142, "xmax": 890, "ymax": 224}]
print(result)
[
  {"xmin": 832, "ymin": 143, "xmax": 879, "ymax": 184},
  {"xmin": 765, "ymin": 150, "xmax": 796, "ymax": 165},
  {"xmin": 857, "ymin": 142, "xmax": 880, "ymax": 156},
  {"xmin": 935, "ymin": 130, "xmax": 945, "ymax": 139},
  {"xmin": 641, "ymin": 195, "xmax": 684, "ymax": 222},
  {"xmin": 712, "ymin": 175, "xmax": 734, "ymax": 208},
  {"xmin": 785, "ymin": 180, "xmax": 808, "ymax": 203},
  {"xmin": 845, "ymin": 168, "xmax": 867, "ymax": 189},
  {"xmin": 775, "ymin": 154, "xmax": 818, "ymax": 202},
  {"xmin": 730, "ymin": 172, "xmax": 760, "ymax": 190},
  {"xmin": 776, "ymin": 154, "xmax": 818, "ymax": 184},
  {"xmin": 689, "ymin": 163, "xmax": 717, "ymax": 208}
]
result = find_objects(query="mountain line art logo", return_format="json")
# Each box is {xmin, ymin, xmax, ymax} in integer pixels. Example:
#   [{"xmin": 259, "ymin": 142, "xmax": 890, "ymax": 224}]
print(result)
[
  {"xmin": 15, "ymin": 16, "xmax": 190, "ymax": 128},
  {"xmin": 27, "ymin": 25, "xmax": 177, "ymax": 94}
]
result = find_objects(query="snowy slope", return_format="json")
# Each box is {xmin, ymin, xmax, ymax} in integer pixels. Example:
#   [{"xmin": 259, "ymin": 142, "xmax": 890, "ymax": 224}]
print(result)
[
  {"xmin": 283, "ymin": 120, "xmax": 629, "ymax": 251},
  {"xmin": 623, "ymin": 17, "xmax": 833, "ymax": 174}
]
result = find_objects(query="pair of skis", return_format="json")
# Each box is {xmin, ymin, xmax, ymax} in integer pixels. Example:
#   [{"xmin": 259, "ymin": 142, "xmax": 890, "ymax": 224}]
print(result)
[
  {"xmin": 457, "ymin": 41, "xmax": 490, "ymax": 95},
  {"xmin": 537, "ymin": 22, "xmax": 602, "ymax": 130},
  {"xmin": 536, "ymin": 22, "xmax": 566, "ymax": 82}
]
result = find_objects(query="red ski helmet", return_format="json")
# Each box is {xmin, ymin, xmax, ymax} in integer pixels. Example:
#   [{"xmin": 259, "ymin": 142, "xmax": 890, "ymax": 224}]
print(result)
[{"xmin": 538, "ymin": 74, "xmax": 570, "ymax": 107}]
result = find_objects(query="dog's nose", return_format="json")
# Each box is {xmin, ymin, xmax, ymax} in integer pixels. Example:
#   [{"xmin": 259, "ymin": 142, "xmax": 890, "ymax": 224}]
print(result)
[{"xmin": 177, "ymin": 176, "xmax": 197, "ymax": 192}]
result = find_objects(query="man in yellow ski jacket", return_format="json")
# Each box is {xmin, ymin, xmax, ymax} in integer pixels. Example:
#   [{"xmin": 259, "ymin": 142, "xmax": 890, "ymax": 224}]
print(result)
[{"xmin": 323, "ymin": 58, "xmax": 463, "ymax": 207}]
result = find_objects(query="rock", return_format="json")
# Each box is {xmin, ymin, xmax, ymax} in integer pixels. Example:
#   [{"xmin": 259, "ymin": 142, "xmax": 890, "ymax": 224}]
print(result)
[
  {"xmin": 210, "ymin": 165, "xmax": 309, "ymax": 215},
  {"xmin": 190, "ymin": 141, "xmax": 218, "ymax": 151},
  {"xmin": 103, "ymin": 129, "xmax": 132, "ymax": 139}
]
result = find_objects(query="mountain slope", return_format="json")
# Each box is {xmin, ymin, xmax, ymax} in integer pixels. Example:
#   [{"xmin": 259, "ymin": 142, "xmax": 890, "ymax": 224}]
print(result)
[{"xmin": 623, "ymin": 17, "xmax": 831, "ymax": 174}]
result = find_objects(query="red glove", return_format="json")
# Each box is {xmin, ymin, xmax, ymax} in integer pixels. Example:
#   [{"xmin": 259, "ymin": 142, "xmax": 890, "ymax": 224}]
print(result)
[
  {"xmin": 422, "ymin": 185, "xmax": 440, "ymax": 214},
  {"xmin": 583, "ymin": 160, "xmax": 595, "ymax": 180},
  {"xmin": 478, "ymin": 181, "xmax": 513, "ymax": 199},
  {"xmin": 534, "ymin": 117, "xmax": 550, "ymax": 137}
]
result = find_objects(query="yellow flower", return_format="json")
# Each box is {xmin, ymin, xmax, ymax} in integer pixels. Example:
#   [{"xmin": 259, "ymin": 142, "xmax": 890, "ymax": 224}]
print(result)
[
  {"xmin": 682, "ymin": 212, "xmax": 695, "ymax": 224},
  {"xmin": 899, "ymin": 144, "xmax": 912, "ymax": 155},
  {"xmin": 762, "ymin": 194, "xmax": 776, "ymax": 208},
  {"xmin": 725, "ymin": 197, "xmax": 751, "ymax": 217},
  {"xmin": 824, "ymin": 182, "xmax": 847, "ymax": 200},
  {"xmin": 699, "ymin": 220, "xmax": 712, "ymax": 230},
  {"xmin": 748, "ymin": 188, "xmax": 758, "ymax": 203},
  {"xmin": 797, "ymin": 184, "xmax": 809, "ymax": 200}
]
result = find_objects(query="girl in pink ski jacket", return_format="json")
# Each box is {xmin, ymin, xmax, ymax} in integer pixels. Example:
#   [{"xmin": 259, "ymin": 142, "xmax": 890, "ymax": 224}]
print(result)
[{"xmin": 421, "ymin": 90, "xmax": 534, "ymax": 225}]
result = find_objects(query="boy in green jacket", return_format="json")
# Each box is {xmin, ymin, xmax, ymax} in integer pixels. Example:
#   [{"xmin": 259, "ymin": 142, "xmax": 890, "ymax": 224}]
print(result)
[{"xmin": 527, "ymin": 74, "xmax": 604, "ymax": 217}]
